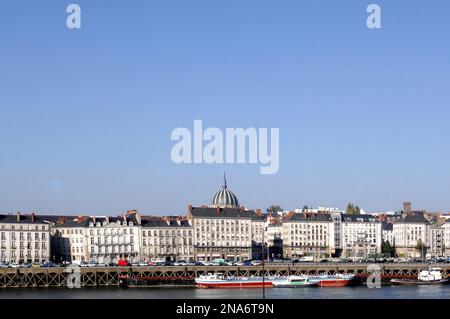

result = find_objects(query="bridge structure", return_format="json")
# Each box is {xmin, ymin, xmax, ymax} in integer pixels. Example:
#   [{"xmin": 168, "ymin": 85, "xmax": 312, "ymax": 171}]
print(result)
[{"xmin": 1, "ymin": 263, "xmax": 449, "ymax": 288}]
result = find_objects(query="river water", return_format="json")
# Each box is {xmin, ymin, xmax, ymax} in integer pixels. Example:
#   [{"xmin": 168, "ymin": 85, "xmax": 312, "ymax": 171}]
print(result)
[{"xmin": 0, "ymin": 285, "xmax": 449, "ymax": 299}]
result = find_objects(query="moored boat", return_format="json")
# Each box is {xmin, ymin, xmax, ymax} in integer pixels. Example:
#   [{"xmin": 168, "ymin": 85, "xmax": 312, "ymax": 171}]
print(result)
[
  {"xmin": 391, "ymin": 268, "xmax": 448, "ymax": 285},
  {"xmin": 313, "ymin": 274, "xmax": 355, "ymax": 287},
  {"xmin": 272, "ymin": 275, "xmax": 319, "ymax": 288},
  {"xmin": 195, "ymin": 273, "xmax": 273, "ymax": 288}
]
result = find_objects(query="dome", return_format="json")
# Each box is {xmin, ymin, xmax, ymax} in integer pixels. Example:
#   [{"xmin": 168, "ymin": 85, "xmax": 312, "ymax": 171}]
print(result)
[{"xmin": 211, "ymin": 174, "xmax": 239, "ymax": 208}]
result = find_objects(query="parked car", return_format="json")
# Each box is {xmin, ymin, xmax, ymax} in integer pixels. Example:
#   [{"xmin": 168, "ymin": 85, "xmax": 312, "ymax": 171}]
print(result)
[
  {"xmin": 31, "ymin": 263, "xmax": 41, "ymax": 268},
  {"xmin": 79, "ymin": 262, "xmax": 89, "ymax": 267},
  {"xmin": 41, "ymin": 262, "xmax": 53, "ymax": 268},
  {"xmin": 97, "ymin": 263, "xmax": 107, "ymax": 267},
  {"xmin": 0, "ymin": 262, "xmax": 9, "ymax": 268},
  {"xmin": 174, "ymin": 260, "xmax": 187, "ymax": 266},
  {"xmin": 138, "ymin": 261, "xmax": 149, "ymax": 267},
  {"xmin": 20, "ymin": 262, "xmax": 32, "ymax": 268},
  {"xmin": 117, "ymin": 259, "xmax": 129, "ymax": 267},
  {"xmin": 87, "ymin": 261, "xmax": 99, "ymax": 267},
  {"xmin": 108, "ymin": 262, "xmax": 116, "ymax": 267}
]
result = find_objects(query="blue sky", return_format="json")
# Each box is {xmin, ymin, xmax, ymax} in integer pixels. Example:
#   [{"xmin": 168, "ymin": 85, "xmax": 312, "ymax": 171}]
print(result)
[{"xmin": 1, "ymin": 1, "xmax": 449, "ymax": 215}]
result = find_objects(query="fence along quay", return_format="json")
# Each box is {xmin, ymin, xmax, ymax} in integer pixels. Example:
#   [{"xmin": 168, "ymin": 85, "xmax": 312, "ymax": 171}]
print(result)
[{"xmin": 1, "ymin": 263, "xmax": 449, "ymax": 288}]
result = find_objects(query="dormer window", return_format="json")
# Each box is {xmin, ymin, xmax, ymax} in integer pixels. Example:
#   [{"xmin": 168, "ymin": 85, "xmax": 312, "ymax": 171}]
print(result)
[
  {"xmin": 128, "ymin": 221, "xmax": 133, "ymax": 226},
  {"xmin": 96, "ymin": 222, "xmax": 101, "ymax": 227},
  {"xmin": 89, "ymin": 222, "xmax": 94, "ymax": 227}
]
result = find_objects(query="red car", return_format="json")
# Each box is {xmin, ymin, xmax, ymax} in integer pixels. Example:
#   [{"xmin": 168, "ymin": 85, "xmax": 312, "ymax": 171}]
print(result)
[{"xmin": 118, "ymin": 259, "xmax": 129, "ymax": 267}]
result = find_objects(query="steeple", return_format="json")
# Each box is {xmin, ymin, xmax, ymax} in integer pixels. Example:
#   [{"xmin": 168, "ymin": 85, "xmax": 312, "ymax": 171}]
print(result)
[{"xmin": 223, "ymin": 171, "xmax": 227, "ymax": 189}]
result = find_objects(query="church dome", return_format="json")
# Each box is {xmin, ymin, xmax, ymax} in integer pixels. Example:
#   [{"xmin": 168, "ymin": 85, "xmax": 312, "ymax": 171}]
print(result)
[{"xmin": 211, "ymin": 174, "xmax": 239, "ymax": 208}]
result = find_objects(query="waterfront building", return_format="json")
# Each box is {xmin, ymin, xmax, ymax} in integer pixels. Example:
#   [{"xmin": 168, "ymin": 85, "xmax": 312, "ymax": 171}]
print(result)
[
  {"xmin": 382, "ymin": 223, "xmax": 394, "ymax": 246},
  {"xmin": 393, "ymin": 214, "xmax": 429, "ymax": 258},
  {"xmin": 282, "ymin": 212, "xmax": 335, "ymax": 260},
  {"xmin": 187, "ymin": 176, "xmax": 266, "ymax": 261},
  {"xmin": 0, "ymin": 213, "xmax": 51, "ymax": 263},
  {"xmin": 52, "ymin": 211, "xmax": 143, "ymax": 263},
  {"xmin": 445, "ymin": 220, "xmax": 450, "ymax": 257},
  {"xmin": 265, "ymin": 223, "xmax": 283, "ymax": 259},
  {"xmin": 340, "ymin": 214, "xmax": 382, "ymax": 258},
  {"xmin": 428, "ymin": 221, "xmax": 445, "ymax": 257},
  {"xmin": 141, "ymin": 217, "xmax": 193, "ymax": 262}
]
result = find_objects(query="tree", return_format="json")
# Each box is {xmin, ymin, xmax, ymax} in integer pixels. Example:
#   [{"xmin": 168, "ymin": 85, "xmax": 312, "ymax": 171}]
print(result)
[
  {"xmin": 346, "ymin": 203, "xmax": 361, "ymax": 215},
  {"xmin": 267, "ymin": 205, "xmax": 283, "ymax": 214},
  {"xmin": 416, "ymin": 239, "xmax": 426, "ymax": 259},
  {"xmin": 382, "ymin": 240, "xmax": 393, "ymax": 257}
]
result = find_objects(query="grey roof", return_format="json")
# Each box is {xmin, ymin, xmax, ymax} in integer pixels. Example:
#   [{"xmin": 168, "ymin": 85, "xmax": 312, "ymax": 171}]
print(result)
[
  {"xmin": 382, "ymin": 223, "xmax": 393, "ymax": 231},
  {"xmin": 284, "ymin": 213, "xmax": 332, "ymax": 222},
  {"xmin": 341, "ymin": 214, "xmax": 379, "ymax": 223},
  {"xmin": 54, "ymin": 215, "xmax": 140, "ymax": 228},
  {"xmin": 189, "ymin": 207, "xmax": 265, "ymax": 220},
  {"xmin": 142, "ymin": 219, "xmax": 191, "ymax": 228},
  {"xmin": 396, "ymin": 215, "xmax": 430, "ymax": 224},
  {"xmin": 0, "ymin": 214, "xmax": 48, "ymax": 224}
]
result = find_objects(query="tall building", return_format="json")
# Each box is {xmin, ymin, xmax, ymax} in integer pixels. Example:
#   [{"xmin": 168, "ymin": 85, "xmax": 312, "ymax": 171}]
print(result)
[
  {"xmin": 0, "ymin": 213, "xmax": 51, "ymax": 264},
  {"xmin": 403, "ymin": 202, "xmax": 412, "ymax": 214},
  {"xmin": 282, "ymin": 212, "xmax": 335, "ymax": 260},
  {"xmin": 141, "ymin": 217, "xmax": 193, "ymax": 262},
  {"xmin": 341, "ymin": 214, "xmax": 382, "ymax": 258},
  {"xmin": 187, "ymin": 175, "xmax": 266, "ymax": 261},
  {"xmin": 393, "ymin": 214, "xmax": 429, "ymax": 258}
]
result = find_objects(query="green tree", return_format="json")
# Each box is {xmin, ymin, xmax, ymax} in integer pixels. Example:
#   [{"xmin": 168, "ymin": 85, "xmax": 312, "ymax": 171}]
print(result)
[
  {"xmin": 383, "ymin": 240, "xmax": 393, "ymax": 257},
  {"xmin": 346, "ymin": 203, "xmax": 361, "ymax": 215},
  {"xmin": 267, "ymin": 205, "xmax": 283, "ymax": 214},
  {"xmin": 416, "ymin": 239, "xmax": 426, "ymax": 259}
]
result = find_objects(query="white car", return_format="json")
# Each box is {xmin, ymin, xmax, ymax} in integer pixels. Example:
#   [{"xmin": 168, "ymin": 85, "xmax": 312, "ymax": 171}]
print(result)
[
  {"xmin": 138, "ymin": 261, "xmax": 149, "ymax": 267},
  {"xmin": 174, "ymin": 260, "xmax": 187, "ymax": 266},
  {"xmin": 9, "ymin": 263, "xmax": 21, "ymax": 268}
]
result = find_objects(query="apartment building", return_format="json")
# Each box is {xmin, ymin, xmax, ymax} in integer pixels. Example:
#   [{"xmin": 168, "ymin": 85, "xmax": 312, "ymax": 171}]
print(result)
[{"xmin": 341, "ymin": 214, "xmax": 382, "ymax": 258}]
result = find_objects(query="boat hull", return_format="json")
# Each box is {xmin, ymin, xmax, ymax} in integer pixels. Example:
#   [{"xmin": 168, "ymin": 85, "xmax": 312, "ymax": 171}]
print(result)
[
  {"xmin": 273, "ymin": 282, "xmax": 318, "ymax": 288},
  {"xmin": 390, "ymin": 279, "xmax": 448, "ymax": 286},
  {"xmin": 318, "ymin": 279, "xmax": 353, "ymax": 287},
  {"xmin": 196, "ymin": 281, "xmax": 273, "ymax": 288}
]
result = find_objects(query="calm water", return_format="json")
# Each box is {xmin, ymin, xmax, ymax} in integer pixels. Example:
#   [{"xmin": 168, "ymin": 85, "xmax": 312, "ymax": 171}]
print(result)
[{"xmin": 0, "ymin": 286, "xmax": 449, "ymax": 299}]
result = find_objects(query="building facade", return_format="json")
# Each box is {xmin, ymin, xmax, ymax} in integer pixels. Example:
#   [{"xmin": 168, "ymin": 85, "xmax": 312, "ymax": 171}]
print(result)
[
  {"xmin": 0, "ymin": 213, "xmax": 51, "ymax": 263},
  {"xmin": 282, "ymin": 213, "xmax": 334, "ymax": 260},
  {"xmin": 393, "ymin": 214, "xmax": 429, "ymax": 258},
  {"xmin": 341, "ymin": 214, "xmax": 382, "ymax": 258},
  {"xmin": 141, "ymin": 217, "xmax": 193, "ymax": 261}
]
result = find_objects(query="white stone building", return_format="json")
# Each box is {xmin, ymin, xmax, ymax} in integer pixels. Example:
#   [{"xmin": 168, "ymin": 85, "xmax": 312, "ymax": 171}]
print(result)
[
  {"xmin": 428, "ymin": 222, "xmax": 445, "ymax": 257},
  {"xmin": 282, "ymin": 213, "xmax": 335, "ymax": 260},
  {"xmin": 141, "ymin": 217, "xmax": 193, "ymax": 262},
  {"xmin": 0, "ymin": 213, "xmax": 51, "ymax": 263},
  {"xmin": 393, "ymin": 214, "xmax": 429, "ymax": 258},
  {"xmin": 341, "ymin": 214, "xmax": 382, "ymax": 258}
]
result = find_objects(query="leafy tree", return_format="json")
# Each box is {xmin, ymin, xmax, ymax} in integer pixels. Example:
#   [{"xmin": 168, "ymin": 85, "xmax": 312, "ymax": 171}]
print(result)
[
  {"xmin": 416, "ymin": 239, "xmax": 427, "ymax": 259},
  {"xmin": 346, "ymin": 203, "xmax": 361, "ymax": 215},
  {"xmin": 267, "ymin": 205, "xmax": 283, "ymax": 214},
  {"xmin": 383, "ymin": 240, "xmax": 393, "ymax": 257}
]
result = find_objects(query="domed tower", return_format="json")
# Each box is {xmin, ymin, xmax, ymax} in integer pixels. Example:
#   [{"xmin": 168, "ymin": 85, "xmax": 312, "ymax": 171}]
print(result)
[{"xmin": 211, "ymin": 173, "xmax": 239, "ymax": 208}]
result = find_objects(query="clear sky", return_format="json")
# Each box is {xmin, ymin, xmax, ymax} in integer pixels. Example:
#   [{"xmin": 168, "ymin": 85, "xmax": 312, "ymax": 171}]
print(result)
[{"xmin": 1, "ymin": 1, "xmax": 449, "ymax": 215}]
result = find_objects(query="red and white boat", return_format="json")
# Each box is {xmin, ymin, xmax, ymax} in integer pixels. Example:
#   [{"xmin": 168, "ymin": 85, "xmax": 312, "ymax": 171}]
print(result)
[
  {"xmin": 313, "ymin": 274, "xmax": 355, "ymax": 287},
  {"xmin": 195, "ymin": 273, "xmax": 273, "ymax": 288}
]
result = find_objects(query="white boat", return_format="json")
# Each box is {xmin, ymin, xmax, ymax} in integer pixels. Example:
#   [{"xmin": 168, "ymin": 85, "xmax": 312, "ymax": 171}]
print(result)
[
  {"xmin": 391, "ymin": 268, "xmax": 448, "ymax": 285},
  {"xmin": 195, "ymin": 273, "xmax": 273, "ymax": 288},
  {"xmin": 272, "ymin": 276, "xmax": 318, "ymax": 288}
]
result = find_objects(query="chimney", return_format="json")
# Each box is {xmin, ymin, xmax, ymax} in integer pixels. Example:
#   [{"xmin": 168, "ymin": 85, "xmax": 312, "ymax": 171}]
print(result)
[
  {"xmin": 92, "ymin": 216, "xmax": 96, "ymax": 224},
  {"xmin": 31, "ymin": 213, "xmax": 36, "ymax": 223},
  {"xmin": 16, "ymin": 211, "xmax": 20, "ymax": 222},
  {"xmin": 123, "ymin": 214, "xmax": 127, "ymax": 223},
  {"xmin": 216, "ymin": 207, "xmax": 221, "ymax": 215},
  {"xmin": 135, "ymin": 212, "xmax": 141, "ymax": 225},
  {"xmin": 188, "ymin": 205, "xmax": 193, "ymax": 213},
  {"xmin": 256, "ymin": 209, "xmax": 262, "ymax": 216},
  {"xmin": 105, "ymin": 216, "xmax": 109, "ymax": 223}
]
